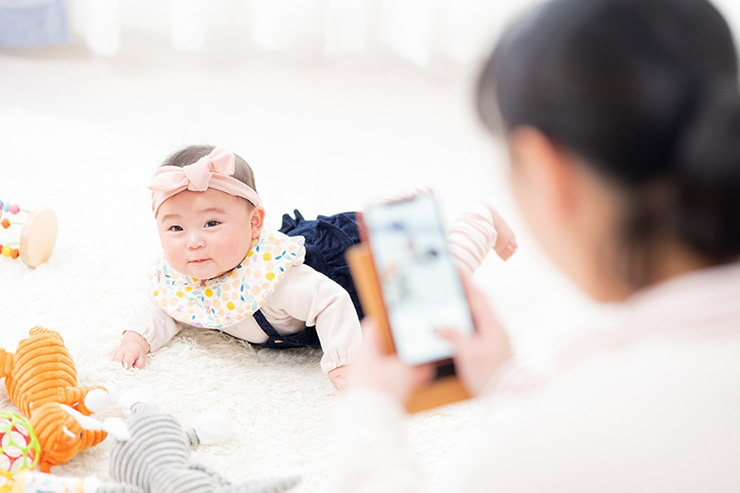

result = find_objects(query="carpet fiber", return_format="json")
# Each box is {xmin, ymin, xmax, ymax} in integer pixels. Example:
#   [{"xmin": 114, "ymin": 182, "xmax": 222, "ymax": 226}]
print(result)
[{"xmin": 0, "ymin": 108, "xmax": 483, "ymax": 491}]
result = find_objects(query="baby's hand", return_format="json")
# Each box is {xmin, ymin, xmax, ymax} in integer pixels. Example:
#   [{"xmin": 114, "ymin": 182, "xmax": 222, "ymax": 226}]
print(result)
[
  {"xmin": 109, "ymin": 331, "xmax": 150, "ymax": 369},
  {"xmin": 328, "ymin": 365, "xmax": 353, "ymax": 391}
]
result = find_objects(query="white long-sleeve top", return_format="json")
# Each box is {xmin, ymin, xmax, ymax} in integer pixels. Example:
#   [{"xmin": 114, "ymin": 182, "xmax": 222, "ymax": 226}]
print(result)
[
  {"xmin": 131, "ymin": 264, "xmax": 362, "ymax": 373},
  {"xmin": 334, "ymin": 262, "xmax": 740, "ymax": 491}
]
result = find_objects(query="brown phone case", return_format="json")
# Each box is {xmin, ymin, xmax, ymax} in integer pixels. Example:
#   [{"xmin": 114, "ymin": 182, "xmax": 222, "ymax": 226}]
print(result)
[{"xmin": 346, "ymin": 243, "xmax": 471, "ymax": 413}]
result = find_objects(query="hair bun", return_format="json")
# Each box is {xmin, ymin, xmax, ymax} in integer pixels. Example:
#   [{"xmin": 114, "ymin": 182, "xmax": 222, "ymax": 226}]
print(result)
[{"xmin": 671, "ymin": 76, "xmax": 740, "ymax": 259}]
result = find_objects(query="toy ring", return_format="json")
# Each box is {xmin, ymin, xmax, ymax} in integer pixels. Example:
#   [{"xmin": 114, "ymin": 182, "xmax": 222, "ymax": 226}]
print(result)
[{"xmin": 0, "ymin": 200, "xmax": 57, "ymax": 268}]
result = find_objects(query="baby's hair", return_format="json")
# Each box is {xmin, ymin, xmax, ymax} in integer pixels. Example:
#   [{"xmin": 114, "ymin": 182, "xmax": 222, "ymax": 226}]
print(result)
[
  {"xmin": 478, "ymin": 0, "xmax": 740, "ymax": 286},
  {"xmin": 160, "ymin": 144, "xmax": 257, "ymax": 198}
]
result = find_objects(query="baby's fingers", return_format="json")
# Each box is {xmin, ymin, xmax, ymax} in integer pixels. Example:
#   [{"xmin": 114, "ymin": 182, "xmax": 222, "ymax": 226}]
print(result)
[
  {"xmin": 108, "ymin": 347, "xmax": 124, "ymax": 363},
  {"xmin": 121, "ymin": 350, "xmax": 141, "ymax": 370}
]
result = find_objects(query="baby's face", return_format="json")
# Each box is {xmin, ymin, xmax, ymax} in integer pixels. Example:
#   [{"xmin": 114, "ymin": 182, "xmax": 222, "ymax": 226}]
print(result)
[{"xmin": 156, "ymin": 189, "xmax": 258, "ymax": 279}]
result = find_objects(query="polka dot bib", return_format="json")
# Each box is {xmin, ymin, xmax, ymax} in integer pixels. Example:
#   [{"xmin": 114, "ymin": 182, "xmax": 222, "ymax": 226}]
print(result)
[{"xmin": 151, "ymin": 230, "xmax": 305, "ymax": 329}]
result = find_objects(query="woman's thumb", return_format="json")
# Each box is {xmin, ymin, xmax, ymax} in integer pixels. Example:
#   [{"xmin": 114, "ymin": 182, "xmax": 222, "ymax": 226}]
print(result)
[{"xmin": 436, "ymin": 328, "xmax": 465, "ymax": 346}]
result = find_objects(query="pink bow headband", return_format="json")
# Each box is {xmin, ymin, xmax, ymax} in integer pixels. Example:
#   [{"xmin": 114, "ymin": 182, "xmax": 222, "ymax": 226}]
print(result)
[{"xmin": 149, "ymin": 147, "xmax": 261, "ymax": 216}]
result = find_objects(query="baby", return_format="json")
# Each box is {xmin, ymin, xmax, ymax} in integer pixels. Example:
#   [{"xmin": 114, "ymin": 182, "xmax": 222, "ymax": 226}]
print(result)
[{"xmin": 110, "ymin": 145, "xmax": 517, "ymax": 390}]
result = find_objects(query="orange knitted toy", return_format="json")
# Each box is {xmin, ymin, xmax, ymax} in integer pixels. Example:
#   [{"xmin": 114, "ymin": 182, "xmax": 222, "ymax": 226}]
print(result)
[{"xmin": 0, "ymin": 327, "xmax": 108, "ymax": 472}]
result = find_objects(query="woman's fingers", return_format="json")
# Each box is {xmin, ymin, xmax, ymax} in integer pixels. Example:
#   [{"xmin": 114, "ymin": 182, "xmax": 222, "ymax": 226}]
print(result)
[
  {"xmin": 436, "ymin": 327, "xmax": 467, "ymax": 346},
  {"xmin": 461, "ymin": 277, "xmax": 503, "ymax": 338},
  {"xmin": 411, "ymin": 363, "xmax": 436, "ymax": 388},
  {"xmin": 361, "ymin": 317, "xmax": 385, "ymax": 354},
  {"xmin": 351, "ymin": 317, "xmax": 436, "ymax": 402}
]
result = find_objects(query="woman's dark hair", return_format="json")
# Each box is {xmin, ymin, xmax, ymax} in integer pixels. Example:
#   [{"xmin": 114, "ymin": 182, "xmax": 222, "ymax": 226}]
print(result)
[
  {"xmin": 161, "ymin": 145, "xmax": 257, "ymax": 192},
  {"xmin": 478, "ymin": 0, "xmax": 740, "ymax": 285}
]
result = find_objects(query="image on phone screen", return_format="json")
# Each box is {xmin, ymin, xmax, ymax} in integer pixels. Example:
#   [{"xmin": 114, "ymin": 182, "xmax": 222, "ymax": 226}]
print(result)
[{"xmin": 364, "ymin": 194, "xmax": 475, "ymax": 366}]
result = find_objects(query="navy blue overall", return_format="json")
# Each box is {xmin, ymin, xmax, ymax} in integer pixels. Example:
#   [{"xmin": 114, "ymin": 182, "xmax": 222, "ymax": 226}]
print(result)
[{"xmin": 250, "ymin": 210, "xmax": 364, "ymax": 349}]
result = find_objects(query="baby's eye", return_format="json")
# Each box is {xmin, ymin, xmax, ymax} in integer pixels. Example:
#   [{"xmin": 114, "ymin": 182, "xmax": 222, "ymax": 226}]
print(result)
[
  {"xmin": 205, "ymin": 220, "xmax": 220, "ymax": 228},
  {"xmin": 168, "ymin": 225, "xmax": 183, "ymax": 232}
]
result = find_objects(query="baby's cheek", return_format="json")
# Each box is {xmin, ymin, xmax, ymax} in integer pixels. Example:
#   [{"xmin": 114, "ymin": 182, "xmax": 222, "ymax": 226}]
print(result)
[
  {"xmin": 223, "ymin": 231, "xmax": 252, "ymax": 257},
  {"xmin": 162, "ymin": 244, "xmax": 185, "ymax": 269},
  {"xmin": 223, "ymin": 243, "xmax": 249, "ymax": 265}
]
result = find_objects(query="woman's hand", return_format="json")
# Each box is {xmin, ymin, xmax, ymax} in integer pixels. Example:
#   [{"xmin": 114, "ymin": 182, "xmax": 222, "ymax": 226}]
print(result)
[
  {"xmin": 437, "ymin": 278, "xmax": 512, "ymax": 396},
  {"xmin": 348, "ymin": 318, "xmax": 435, "ymax": 403}
]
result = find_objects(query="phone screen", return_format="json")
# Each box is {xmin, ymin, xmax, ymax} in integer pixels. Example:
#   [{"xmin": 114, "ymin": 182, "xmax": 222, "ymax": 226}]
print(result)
[{"xmin": 364, "ymin": 194, "xmax": 475, "ymax": 366}]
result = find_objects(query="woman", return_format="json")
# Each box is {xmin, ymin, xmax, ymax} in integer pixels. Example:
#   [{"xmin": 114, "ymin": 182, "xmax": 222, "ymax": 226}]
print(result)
[{"xmin": 334, "ymin": 0, "xmax": 740, "ymax": 490}]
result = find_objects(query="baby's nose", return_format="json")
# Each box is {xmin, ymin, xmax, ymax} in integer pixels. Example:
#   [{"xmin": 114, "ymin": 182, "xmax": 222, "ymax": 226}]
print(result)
[{"xmin": 186, "ymin": 233, "xmax": 205, "ymax": 249}]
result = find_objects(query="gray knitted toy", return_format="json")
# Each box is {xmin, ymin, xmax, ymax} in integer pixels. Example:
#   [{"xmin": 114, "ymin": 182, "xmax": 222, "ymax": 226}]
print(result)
[{"xmin": 95, "ymin": 390, "xmax": 300, "ymax": 493}]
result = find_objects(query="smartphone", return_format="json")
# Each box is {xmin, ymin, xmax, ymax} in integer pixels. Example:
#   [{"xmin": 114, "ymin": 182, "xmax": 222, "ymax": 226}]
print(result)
[{"xmin": 362, "ymin": 193, "xmax": 475, "ymax": 370}]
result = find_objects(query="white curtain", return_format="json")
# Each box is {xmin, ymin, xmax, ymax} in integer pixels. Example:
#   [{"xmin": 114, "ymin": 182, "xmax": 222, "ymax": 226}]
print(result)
[{"xmin": 64, "ymin": 0, "xmax": 541, "ymax": 70}]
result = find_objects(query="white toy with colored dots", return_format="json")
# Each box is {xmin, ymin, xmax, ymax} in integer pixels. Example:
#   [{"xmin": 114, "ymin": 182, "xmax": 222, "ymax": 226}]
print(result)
[
  {"xmin": 0, "ymin": 200, "xmax": 57, "ymax": 268},
  {"xmin": 0, "ymin": 411, "xmax": 40, "ymax": 492}
]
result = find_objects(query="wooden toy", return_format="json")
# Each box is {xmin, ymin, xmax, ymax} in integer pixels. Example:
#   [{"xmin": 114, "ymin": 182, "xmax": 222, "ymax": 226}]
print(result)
[{"xmin": 0, "ymin": 200, "xmax": 57, "ymax": 268}]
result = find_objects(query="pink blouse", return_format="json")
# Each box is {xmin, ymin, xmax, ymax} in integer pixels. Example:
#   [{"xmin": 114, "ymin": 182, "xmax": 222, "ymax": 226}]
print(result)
[{"xmin": 334, "ymin": 262, "xmax": 740, "ymax": 492}]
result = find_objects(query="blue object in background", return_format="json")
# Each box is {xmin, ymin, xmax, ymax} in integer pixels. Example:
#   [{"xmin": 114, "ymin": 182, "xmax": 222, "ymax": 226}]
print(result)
[{"xmin": 0, "ymin": 0, "xmax": 68, "ymax": 47}]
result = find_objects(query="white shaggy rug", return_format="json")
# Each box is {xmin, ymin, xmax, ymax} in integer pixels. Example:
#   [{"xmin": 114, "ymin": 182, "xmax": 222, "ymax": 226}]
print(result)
[
  {"xmin": 0, "ymin": 107, "xmax": 487, "ymax": 492},
  {"xmin": 0, "ymin": 52, "xmax": 615, "ymax": 490}
]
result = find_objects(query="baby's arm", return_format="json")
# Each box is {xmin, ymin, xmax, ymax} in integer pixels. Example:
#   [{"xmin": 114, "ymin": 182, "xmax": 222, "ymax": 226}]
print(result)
[
  {"xmin": 264, "ymin": 264, "xmax": 362, "ymax": 385},
  {"xmin": 447, "ymin": 203, "xmax": 518, "ymax": 277},
  {"xmin": 109, "ymin": 296, "xmax": 181, "ymax": 369}
]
